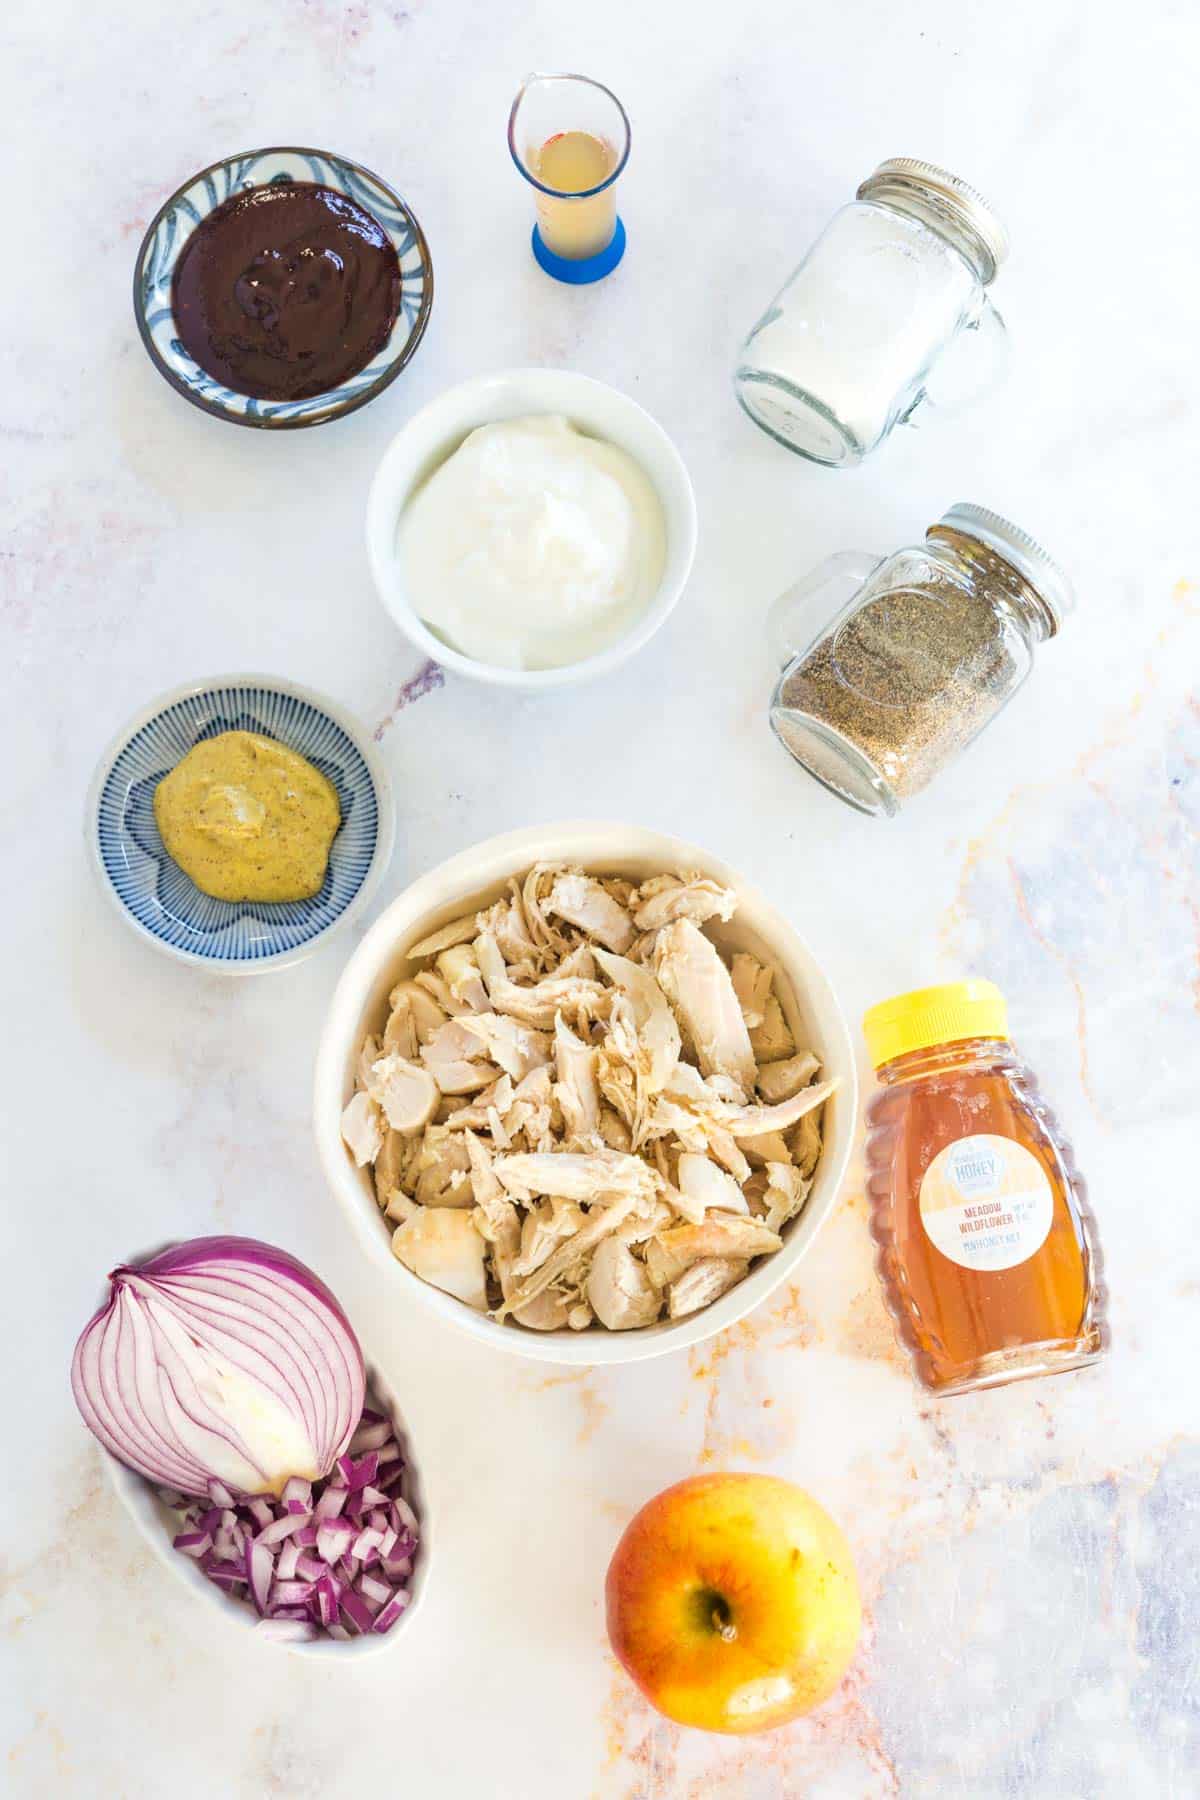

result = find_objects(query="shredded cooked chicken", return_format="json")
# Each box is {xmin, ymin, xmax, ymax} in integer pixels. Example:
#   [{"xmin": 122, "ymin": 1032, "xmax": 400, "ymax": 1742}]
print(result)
[{"xmin": 340, "ymin": 864, "xmax": 835, "ymax": 1332}]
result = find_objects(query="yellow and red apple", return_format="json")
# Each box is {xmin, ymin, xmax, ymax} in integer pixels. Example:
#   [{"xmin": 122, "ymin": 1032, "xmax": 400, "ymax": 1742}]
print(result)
[{"xmin": 605, "ymin": 1472, "xmax": 861, "ymax": 1734}]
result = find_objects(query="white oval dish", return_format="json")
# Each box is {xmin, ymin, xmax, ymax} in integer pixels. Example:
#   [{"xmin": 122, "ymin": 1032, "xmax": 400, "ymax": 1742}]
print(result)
[
  {"xmin": 314, "ymin": 822, "xmax": 857, "ymax": 1365},
  {"xmin": 103, "ymin": 1357, "xmax": 431, "ymax": 1661},
  {"xmin": 365, "ymin": 369, "xmax": 698, "ymax": 690}
]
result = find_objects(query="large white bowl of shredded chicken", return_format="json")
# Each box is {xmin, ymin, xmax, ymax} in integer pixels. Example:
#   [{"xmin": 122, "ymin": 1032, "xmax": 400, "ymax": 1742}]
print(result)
[{"xmin": 314, "ymin": 825, "xmax": 857, "ymax": 1364}]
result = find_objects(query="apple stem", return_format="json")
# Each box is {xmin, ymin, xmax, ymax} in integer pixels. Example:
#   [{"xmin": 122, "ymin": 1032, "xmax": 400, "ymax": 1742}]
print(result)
[{"xmin": 713, "ymin": 1611, "xmax": 737, "ymax": 1643}]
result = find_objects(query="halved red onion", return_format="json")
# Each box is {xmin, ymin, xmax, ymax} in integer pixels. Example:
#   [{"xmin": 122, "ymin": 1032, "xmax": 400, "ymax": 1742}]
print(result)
[{"xmin": 71, "ymin": 1237, "xmax": 365, "ymax": 1498}]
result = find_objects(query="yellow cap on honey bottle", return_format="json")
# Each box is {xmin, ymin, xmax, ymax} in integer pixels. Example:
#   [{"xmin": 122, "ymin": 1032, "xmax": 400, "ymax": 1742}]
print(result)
[{"xmin": 862, "ymin": 979, "xmax": 1008, "ymax": 1069}]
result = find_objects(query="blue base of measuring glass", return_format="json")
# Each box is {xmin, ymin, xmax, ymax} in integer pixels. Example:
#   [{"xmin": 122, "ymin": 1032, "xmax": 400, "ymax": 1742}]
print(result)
[{"xmin": 531, "ymin": 217, "xmax": 626, "ymax": 284}]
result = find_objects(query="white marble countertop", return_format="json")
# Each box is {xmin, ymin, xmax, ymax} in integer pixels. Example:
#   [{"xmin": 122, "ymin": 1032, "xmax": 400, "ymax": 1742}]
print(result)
[{"xmin": 4, "ymin": 0, "xmax": 1198, "ymax": 1794}]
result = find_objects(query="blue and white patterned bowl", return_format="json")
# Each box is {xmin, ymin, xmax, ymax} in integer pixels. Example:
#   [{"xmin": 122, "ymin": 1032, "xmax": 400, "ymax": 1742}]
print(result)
[
  {"xmin": 134, "ymin": 146, "xmax": 433, "ymax": 429},
  {"xmin": 87, "ymin": 677, "xmax": 395, "ymax": 972}
]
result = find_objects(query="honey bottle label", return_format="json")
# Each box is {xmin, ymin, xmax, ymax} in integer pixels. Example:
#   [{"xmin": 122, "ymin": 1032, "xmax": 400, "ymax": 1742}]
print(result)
[{"xmin": 918, "ymin": 1133, "xmax": 1054, "ymax": 1272}]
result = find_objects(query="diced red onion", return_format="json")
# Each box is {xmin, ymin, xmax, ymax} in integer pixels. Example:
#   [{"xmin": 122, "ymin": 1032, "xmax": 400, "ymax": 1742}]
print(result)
[
  {"xmin": 247, "ymin": 1540, "xmax": 275, "ymax": 1615},
  {"xmin": 339, "ymin": 1590, "xmax": 375, "ymax": 1634},
  {"xmin": 349, "ymin": 1418, "xmax": 391, "ymax": 1455},
  {"xmin": 203, "ymin": 1560, "xmax": 246, "ymax": 1588},
  {"xmin": 277, "ymin": 1540, "xmax": 302, "ymax": 1582},
  {"xmin": 316, "ymin": 1520, "xmax": 355, "ymax": 1565},
  {"xmin": 271, "ymin": 1579, "xmax": 313, "ymax": 1608},
  {"xmin": 315, "ymin": 1577, "xmax": 338, "ymax": 1628},
  {"xmin": 71, "ymin": 1238, "xmax": 365, "ymax": 1499},
  {"xmin": 256, "ymin": 1513, "xmax": 307, "ymax": 1549},
  {"xmin": 335, "ymin": 1451, "xmax": 380, "ymax": 1491},
  {"xmin": 163, "ymin": 1395, "xmax": 419, "ymax": 1643},
  {"xmin": 172, "ymin": 1530, "xmax": 211, "ymax": 1558},
  {"xmin": 373, "ymin": 1592, "xmax": 409, "ymax": 1634}
]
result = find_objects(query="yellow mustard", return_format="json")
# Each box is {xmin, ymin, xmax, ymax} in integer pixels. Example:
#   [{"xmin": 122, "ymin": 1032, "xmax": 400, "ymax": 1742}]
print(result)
[{"xmin": 153, "ymin": 730, "xmax": 340, "ymax": 903}]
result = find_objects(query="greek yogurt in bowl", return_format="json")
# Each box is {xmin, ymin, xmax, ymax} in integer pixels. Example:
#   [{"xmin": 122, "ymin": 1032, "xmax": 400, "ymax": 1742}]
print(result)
[
  {"xmin": 366, "ymin": 369, "xmax": 698, "ymax": 691},
  {"xmin": 398, "ymin": 414, "xmax": 666, "ymax": 671}
]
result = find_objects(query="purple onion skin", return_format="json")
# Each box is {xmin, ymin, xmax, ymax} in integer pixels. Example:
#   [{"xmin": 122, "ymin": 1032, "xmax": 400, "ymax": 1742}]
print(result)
[
  {"xmin": 123, "ymin": 1237, "xmax": 363, "ymax": 1351},
  {"xmin": 86, "ymin": 1234, "xmax": 364, "ymax": 1379}
]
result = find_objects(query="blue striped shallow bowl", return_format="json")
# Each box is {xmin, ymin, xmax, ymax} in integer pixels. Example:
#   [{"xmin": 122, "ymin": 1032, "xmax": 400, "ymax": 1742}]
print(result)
[
  {"xmin": 134, "ymin": 146, "xmax": 433, "ymax": 429},
  {"xmin": 87, "ymin": 677, "xmax": 395, "ymax": 971}
]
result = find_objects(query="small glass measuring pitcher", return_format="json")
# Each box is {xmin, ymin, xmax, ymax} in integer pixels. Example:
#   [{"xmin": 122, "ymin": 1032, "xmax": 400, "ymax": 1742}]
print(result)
[
  {"xmin": 508, "ymin": 72, "xmax": 630, "ymax": 281},
  {"xmin": 735, "ymin": 159, "xmax": 1010, "ymax": 466}
]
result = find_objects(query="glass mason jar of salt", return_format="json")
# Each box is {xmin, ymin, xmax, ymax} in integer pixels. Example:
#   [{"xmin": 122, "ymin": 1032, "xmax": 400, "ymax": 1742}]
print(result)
[
  {"xmin": 768, "ymin": 505, "xmax": 1074, "ymax": 817},
  {"xmin": 735, "ymin": 158, "xmax": 1009, "ymax": 466}
]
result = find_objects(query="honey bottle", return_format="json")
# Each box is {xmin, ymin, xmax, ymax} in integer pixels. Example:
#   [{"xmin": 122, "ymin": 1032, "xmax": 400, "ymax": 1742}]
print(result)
[{"xmin": 863, "ymin": 981, "xmax": 1107, "ymax": 1395}]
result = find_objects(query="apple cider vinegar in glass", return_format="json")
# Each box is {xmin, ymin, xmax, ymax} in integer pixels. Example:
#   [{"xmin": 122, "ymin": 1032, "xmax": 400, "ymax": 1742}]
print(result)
[
  {"xmin": 508, "ymin": 73, "xmax": 630, "ymax": 277},
  {"xmin": 532, "ymin": 130, "xmax": 618, "ymax": 258},
  {"xmin": 863, "ymin": 981, "xmax": 1108, "ymax": 1396}
]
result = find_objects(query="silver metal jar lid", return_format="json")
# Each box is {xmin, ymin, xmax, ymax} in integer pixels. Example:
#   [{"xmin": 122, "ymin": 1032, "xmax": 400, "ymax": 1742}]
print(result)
[
  {"xmin": 936, "ymin": 503, "xmax": 1075, "ymax": 628},
  {"xmin": 857, "ymin": 157, "xmax": 1009, "ymax": 284}
]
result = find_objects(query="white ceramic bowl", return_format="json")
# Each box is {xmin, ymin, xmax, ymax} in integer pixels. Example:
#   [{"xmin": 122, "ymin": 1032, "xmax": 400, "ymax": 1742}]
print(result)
[
  {"xmin": 104, "ymin": 1359, "xmax": 431, "ymax": 1661},
  {"xmin": 364, "ymin": 369, "xmax": 698, "ymax": 690},
  {"xmin": 314, "ymin": 823, "xmax": 857, "ymax": 1365}
]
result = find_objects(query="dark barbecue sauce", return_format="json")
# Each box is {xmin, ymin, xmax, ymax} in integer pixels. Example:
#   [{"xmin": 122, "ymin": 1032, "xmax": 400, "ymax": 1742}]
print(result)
[{"xmin": 172, "ymin": 180, "xmax": 402, "ymax": 401}]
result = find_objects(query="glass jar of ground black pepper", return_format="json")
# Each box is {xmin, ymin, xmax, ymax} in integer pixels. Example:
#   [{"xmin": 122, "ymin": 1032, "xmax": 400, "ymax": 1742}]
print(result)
[{"xmin": 768, "ymin": 505, "xmax": 1074, "ymax": 817}]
